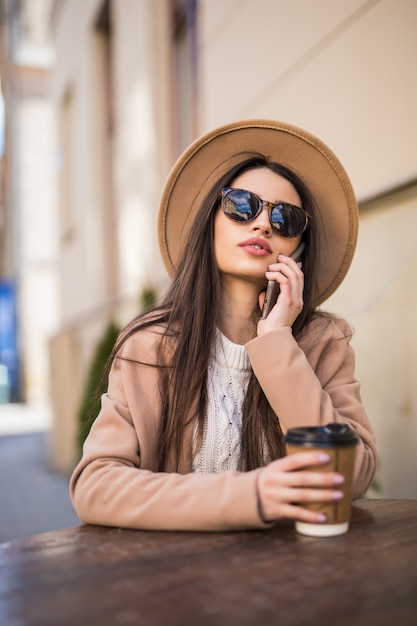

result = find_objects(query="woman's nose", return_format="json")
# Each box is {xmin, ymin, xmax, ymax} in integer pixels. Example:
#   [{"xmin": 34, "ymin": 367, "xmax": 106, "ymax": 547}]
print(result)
[{"xmin": 250, "ymin": 207, "xmax": 271, "ymax": 235}]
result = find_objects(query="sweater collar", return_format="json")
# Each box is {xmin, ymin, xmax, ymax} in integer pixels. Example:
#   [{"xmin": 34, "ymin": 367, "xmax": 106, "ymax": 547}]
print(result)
[{"xmin": 214, "ymin": 329, "xmax": 251, "ymax": 372}]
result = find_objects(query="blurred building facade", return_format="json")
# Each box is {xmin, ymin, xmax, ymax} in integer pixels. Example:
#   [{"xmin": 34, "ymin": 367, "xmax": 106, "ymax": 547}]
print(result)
[
  {"xmin": 0, "ymin": 0, "xmax": 58, "ymax": 405},
  {"xmin": 1, "ymin": 0, "xmax": 417, "ymax": 497}
]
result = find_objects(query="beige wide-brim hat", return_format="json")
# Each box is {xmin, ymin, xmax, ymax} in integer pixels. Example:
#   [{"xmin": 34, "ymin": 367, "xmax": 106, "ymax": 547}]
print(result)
[{"xmin": 158, "ymin": 119, "xmax": 358, "ymax": 305}]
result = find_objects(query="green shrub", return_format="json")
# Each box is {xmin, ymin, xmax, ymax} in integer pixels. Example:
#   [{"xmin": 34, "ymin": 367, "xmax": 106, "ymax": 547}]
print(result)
[
  {"xmin": 140, "ymin": 284, "xmax": 158, "ymax": 311},
  {"xmin": 76, "ymin": 284, "xmax": 159, "ymax": 457},
  {"xmin": 77, "ymin": 319, "xmax": 120, "ymax": 456}
]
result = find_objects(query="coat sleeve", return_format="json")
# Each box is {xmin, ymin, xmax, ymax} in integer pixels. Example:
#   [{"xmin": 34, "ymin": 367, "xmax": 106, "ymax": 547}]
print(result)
[
  {"xmin": 245, "ymin": 316, "xmax": 377, "ymax": 499},
  {"xmin": 69, "ymin": 332, "xmax": 268, "ymax": 532}
]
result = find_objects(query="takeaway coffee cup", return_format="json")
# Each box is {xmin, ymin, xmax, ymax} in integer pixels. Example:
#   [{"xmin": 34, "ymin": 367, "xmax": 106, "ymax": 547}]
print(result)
[{"xmin": 284, "ymin": 423, "xmax": 359, "ymax": 537}]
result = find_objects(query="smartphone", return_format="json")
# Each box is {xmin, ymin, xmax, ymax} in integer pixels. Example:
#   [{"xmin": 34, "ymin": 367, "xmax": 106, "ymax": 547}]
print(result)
[{"xmin": 260, "ymin": 242, "xmax": 305, "ymax": 320}]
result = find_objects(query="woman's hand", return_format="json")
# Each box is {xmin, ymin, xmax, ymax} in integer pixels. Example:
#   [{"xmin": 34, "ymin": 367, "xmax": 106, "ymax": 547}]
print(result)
[
  {"xmin": 257, "ymin": 254, "xmax": 304, "ymax": 334},
  {"xmin": 257, "ymin": 451, "xmax": 345, "ymax": 524}
]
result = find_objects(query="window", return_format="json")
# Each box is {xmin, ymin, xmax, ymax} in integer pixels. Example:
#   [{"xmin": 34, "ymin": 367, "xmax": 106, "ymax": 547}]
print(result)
[
  {"xmin": 59, "ymin": 87, "xmax": 75, "ymax": 244},
  {"xmin": 171, "ymin": 0, "xmax": 199, "ymax": 156},
  {"xmin": 93, "ymin": 0, "xmax": 118, "ymax": 296}
]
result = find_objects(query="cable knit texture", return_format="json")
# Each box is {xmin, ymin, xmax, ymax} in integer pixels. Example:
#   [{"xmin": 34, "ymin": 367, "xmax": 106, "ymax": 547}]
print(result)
[{"xmin": 193, "ymin": 330, "xmax": 251, "ymax": 473}]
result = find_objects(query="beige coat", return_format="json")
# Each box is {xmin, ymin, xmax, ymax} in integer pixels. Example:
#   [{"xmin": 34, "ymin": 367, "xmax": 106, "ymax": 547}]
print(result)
[{"xmin": 70, "ymin": 316, "xmax": 376, "ymax": 531}]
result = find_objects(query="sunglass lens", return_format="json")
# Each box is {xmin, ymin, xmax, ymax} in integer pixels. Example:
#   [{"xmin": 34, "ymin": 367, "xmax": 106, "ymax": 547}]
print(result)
[
  {"xmin": 222, "ymin": 189, "xmax": 258, "ymax": 222},
  {"xmin": 270, "ymin": 204, "xmax": 307, "ymax": 237}
]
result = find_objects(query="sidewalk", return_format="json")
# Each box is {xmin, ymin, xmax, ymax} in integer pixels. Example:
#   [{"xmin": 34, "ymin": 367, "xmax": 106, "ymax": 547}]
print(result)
[
  {"xmin": 0, "ymin": 403, "xmax": 80, "ymax": 544},
  {"xmin": 0, "ymin": 402, "xmax": 52, "ymax": 436}
]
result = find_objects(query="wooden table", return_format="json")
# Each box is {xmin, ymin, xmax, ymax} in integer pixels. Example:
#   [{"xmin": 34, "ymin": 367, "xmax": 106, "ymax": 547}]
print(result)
[{"xmin": 0, "ymin": 499, "xmax": 416, "ymax": 626}]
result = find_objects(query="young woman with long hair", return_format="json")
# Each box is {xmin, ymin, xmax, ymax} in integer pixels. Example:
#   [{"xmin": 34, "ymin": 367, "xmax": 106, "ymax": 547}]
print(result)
[{"xmin": 70, "ymin": 120, "xmax": 376, "ymax": 531}]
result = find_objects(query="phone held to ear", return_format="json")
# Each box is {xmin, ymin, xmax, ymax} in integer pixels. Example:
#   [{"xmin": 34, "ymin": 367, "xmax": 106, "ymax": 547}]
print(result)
[{"xmin": 260, "ymin": 242, "xmax": 305, "ymax": 320}]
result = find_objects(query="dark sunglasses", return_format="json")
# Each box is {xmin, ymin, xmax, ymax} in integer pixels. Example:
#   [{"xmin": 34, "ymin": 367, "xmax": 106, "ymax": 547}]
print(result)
[{"xmin": 220, "ymin": 187, "xmax": 310, "ymax": 238}]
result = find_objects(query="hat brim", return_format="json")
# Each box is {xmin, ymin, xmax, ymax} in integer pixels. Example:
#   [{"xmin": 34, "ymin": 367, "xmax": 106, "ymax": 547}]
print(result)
[{"xmin": 158, "ymin": 119, "xmax": 358, "ymax": 305}]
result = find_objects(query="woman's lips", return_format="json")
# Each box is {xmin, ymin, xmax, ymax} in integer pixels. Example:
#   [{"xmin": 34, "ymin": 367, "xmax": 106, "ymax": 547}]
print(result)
[{"xmin": 238, "ymin": 237, "xmax": 272, "ymax": 256}]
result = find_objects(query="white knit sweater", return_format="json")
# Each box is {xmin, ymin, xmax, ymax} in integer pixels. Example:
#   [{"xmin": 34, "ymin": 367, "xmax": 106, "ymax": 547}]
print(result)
[{"xmin": 192, "ymin": 330, "xmax": 252, "ymax": 473}]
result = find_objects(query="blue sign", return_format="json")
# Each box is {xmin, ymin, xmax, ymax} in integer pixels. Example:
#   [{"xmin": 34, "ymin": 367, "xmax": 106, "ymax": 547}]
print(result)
[{"xmin": 0, "ymin": 279, "xmax": 19, "ymax": 401}]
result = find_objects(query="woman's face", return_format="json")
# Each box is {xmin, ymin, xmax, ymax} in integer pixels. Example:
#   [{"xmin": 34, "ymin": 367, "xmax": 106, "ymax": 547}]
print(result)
[{"xmin": 214, "ymin": 167, "xmax": 303, "ymax": 286}]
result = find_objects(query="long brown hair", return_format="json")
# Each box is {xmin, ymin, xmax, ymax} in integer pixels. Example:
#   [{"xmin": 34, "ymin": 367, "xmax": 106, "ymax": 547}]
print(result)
[{"xmin": 108, "ymin": 154, "xmax": 324, "ymax": 471}]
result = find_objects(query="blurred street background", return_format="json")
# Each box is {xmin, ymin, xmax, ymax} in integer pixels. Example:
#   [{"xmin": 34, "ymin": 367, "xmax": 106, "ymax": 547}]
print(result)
[{"xmin": 0, "ymin": 403, "xmax": 79, "ymax": 543}]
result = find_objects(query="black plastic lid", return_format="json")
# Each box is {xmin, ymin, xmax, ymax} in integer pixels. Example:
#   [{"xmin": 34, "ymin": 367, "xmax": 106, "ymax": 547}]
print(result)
[{"xmin": 284, "ymin": 423, "xmax": 360, "ymax": 447}]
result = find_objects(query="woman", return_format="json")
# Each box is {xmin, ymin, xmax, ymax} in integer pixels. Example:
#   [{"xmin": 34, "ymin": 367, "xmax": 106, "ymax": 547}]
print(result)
[{"xmin": 70, "ymin": 120, "xmax": 376, "ymax": 531}]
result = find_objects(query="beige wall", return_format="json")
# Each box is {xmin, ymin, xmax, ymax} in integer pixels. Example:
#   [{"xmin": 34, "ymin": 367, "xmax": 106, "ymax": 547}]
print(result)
[
  {"xmin": 49, "ymin": 0, "xmax": 417, "ymax": 494},
  {"xmin": 326, "ymin": 185, "xmax": 417, "ymax": 497},
  {"xmin": 18, "ymin": 93, "xmax": 59, "ymax": 404},
  {"xmin": 52, "ymin": 0, "xmax": 170, "ymax": 324},
  {"xmin": 50, "ymin": 0, "xmax": 173, "ymax": 467},
  {"xmin": 200, "ymin": 0, "xmax": 417, "ymax": 201},
  {"xmin": 111, "ymin": 0, "xmax": 170, "ymax": 294},
  {"xmin": 53, "ymin": 0, "xmax": 115, "ymax": 322}
]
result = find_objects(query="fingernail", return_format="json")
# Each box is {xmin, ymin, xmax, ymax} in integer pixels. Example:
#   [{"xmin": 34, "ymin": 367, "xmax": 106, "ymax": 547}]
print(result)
[
  {"xmin": 317, "ymin": 514, "xmax": 327, "ymax": 522},
  {"xmin": 318, "ymin": 453, "xmax": 330, "ymax": 463},
  {"xmin": 333, "ymin": 475, "xmax": 345, "ymax": 485},
  {"xmin": 332, "ymin": 491, "xmax": 344, "ymax": 500}
]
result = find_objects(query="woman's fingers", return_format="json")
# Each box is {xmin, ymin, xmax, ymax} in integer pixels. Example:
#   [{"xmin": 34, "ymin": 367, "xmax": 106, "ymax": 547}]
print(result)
[
  {"xmin": 270, "ymin": 450, "xmax": 332, "ymax": 473},
  {"xmin": 265, "ymin": 254, "xmax": 303, "ymax": 295},
  {"xmin": 258, "ymin": 254, "xmax": 304, "ymax": 331},
  {"xmin": 273, "ymin": 485, "xmax": 344, "ymax": 503},
  {"xmin": 257, "ymin": 452, "xmax": 346, "ymax": 524},
  {"xmin": 272, "ymin": 503, "xmax": 328, "ymax": 524}
]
